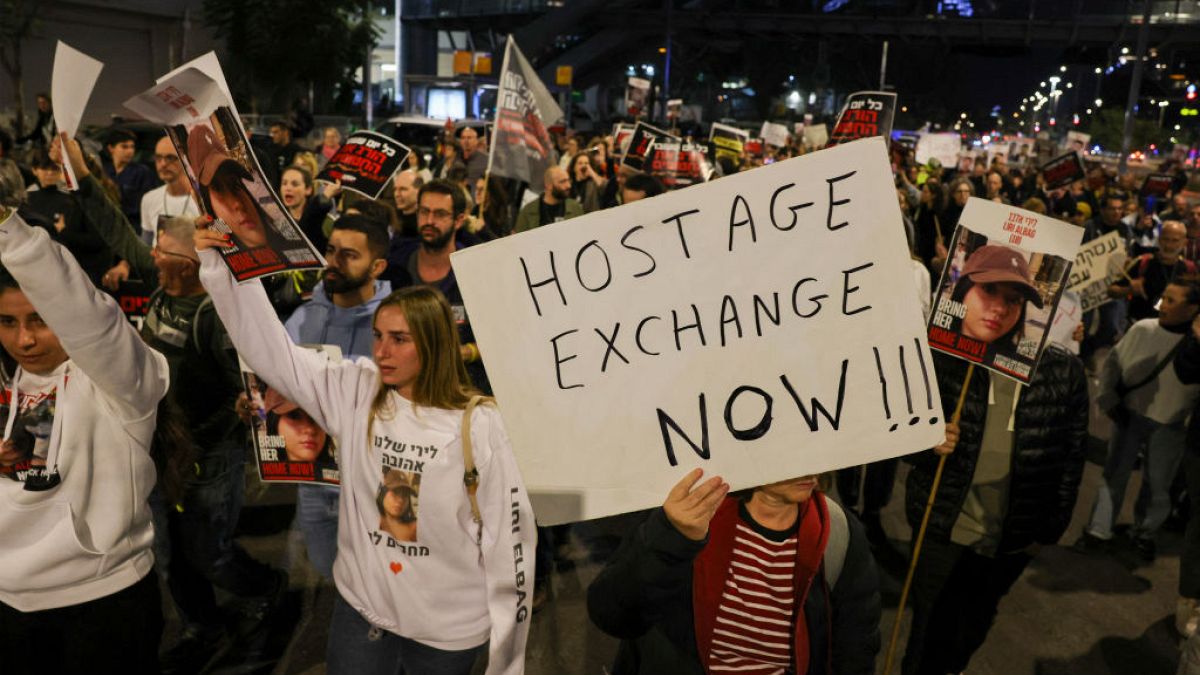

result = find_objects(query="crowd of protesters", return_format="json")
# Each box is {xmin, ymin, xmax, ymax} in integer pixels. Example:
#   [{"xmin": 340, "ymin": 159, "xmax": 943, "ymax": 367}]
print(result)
[{"xmin": 2, "ymin": 92, "xmax": 1200, "ymax": 675}]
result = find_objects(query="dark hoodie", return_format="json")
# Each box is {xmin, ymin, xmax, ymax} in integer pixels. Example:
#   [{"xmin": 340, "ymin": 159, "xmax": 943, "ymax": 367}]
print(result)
[{"xmin": 383, "ymin": 230, "xmax": 490, "ymax": 393}]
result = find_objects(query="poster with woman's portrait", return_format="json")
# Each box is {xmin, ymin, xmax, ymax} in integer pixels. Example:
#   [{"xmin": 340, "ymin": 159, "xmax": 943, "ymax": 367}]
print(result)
[
  {"xmin": 927, "ymin": 198, "xmax": 1083, "ymax": 383},
  {"xmin": 241, "ymin": 346, "xmax": 342, "ymax": 485},
  {"xmin": 124, "ymin": 67, "xmax": 324, "ymax": 281},
  {"xmin": 377, "ymin": 468, "xmax": 420, "ymax": 543}
]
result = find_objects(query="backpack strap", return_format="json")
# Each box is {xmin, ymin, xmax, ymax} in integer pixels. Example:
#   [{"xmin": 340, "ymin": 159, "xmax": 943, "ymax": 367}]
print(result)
[
  {"xmin": 190, "ymin": 296, "xmax": 216, "ymax": 350},
  {"xmin": 462, "ymin": 394, "xmax": 495, "ymax": 548},
  {"xmin": 823, "ymin": 496, "xmax": 850, "ymax": 589}
]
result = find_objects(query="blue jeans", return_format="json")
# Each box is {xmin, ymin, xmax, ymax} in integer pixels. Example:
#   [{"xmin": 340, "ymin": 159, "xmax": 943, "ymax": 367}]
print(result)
[
  {"xmin": 296, "ymin": 483, "xmax": 340, "ymax": 578},
  {"xmin": 326, "ymin": 592, "xmax": 485, "ymax": 675},
  {"xmin": 1086, "ymin": 412, "xmax": 1188, "ymax": 540},
  {"xmin": 151, "ymin": 440, "xmax": 278, "ymax": 627}
]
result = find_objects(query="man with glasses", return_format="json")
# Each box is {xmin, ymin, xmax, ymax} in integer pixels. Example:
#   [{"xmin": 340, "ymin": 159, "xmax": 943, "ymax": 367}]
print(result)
[
  {"xmin": 384, "ymin": 178, "xmax": 489, "ymax": 392},
  {"xmin": 139, "ymin": 135, "xmax": 198, "ymax": 247}
]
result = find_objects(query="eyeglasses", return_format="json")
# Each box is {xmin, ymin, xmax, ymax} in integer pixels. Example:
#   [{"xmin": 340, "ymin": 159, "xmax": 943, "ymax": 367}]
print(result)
[
  {"xmin": 154, "ymin": 154, "xmax": 181, "ymax": 164},
  {"xmin": 418, "ymin": 207, "xmax": 454, "ymax": 221}
]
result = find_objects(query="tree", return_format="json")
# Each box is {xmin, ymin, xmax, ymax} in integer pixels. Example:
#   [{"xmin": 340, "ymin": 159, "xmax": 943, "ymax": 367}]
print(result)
[
  {"xmin": 1084, "ymin": 107, "xmax": 1170, "ymax": 153},
  {"xmin": 0, "ymin": 0, "xmax": 42, "ymax": 136},
  {"xmin": 202, "ymin": 0, "xmax": 380, "ymax": 115}
]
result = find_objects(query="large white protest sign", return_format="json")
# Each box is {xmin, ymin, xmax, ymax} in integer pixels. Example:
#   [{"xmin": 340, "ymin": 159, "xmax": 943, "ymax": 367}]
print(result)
[
  {"xmin": 1067, "ymin": 230, "xmax": 1123, "ymax": 313},
  {"xmin": 452, "ymin": 137, "xmax": 944, "ymax": 524},
  {"xmin": 51, "ymin": 42, "xmax": 103, "ymax": 191},
  {"xmin": 915, "ymin": 132, "xmax": 961, "ymax": 168}
]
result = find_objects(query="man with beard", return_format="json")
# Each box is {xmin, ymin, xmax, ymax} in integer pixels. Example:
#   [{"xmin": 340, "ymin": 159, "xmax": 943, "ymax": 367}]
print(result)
[
  {"xmin": 284, "ymin": 214, "xmax": 391, "ymax": 579},
  {"xmin": 383, "ymin": 178, "xmax": 489, "ymax": 392},
  {"xmin": 514, "ymin": 165, "xmax": 583, "ymax": 233}
]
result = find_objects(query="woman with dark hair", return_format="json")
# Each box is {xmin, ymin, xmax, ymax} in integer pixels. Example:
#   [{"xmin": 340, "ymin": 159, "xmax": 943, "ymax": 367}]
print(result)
[
  {"xmin": 187, "ymin": 124, "xmax": 288, "ymax": 252},
  {"xmin": 569, "ymin": 153, "xmax": 605, "ymax": 213},
  {"xmin": 0, "ymin": 202, "xmax": 169, "ymax": 674},
  {"xmin": 195, "ymin": 221, "xmax": 534, "ymax": 674},
  {"xmin": 947, "ymin": 244, "xmax": 1044, "ymax": 362},
  {"xmin": 376, "ymin": 469, "xmax": 418, "ymax": 542},
  {"xmin": 262, "ymin": 386, "xmax": 335, "ymax": 466},
  {"xmin": 913, "ymin": 180, "xmax": 945, "ymax": 268}
]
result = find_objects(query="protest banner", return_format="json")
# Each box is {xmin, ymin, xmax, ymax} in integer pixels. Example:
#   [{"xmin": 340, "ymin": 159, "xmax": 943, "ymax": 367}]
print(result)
[
  {"xmin": 316, "ymin": 130, "xmax": 410, "ymax": 200},
  {"xmin": 451, "ymin": 136, "xmax": 944, "ymax": 524},
  {"xmin": 1040, "ymin": 151, "xmax": 1087, "ymax": 191},
  {"xmin": 625, "ymin": 77, "xmax": 651, "ymax": 118},
  {"xmin": 1064, "ymin": 131, "xmax": 1091, "ymax": 153},
  {"xmin": 744, "ymin": 138, "xmax": 764, "ymax": 158},
  {"xmin": 488, "ymin": 36, "xmax": 563, "ymax": 190},
  {"xmin": 1047, "ymin": 290, "xmax": 1083, "ymax": 355},
  {"xmin": 802, "ymin": 124, "xmax": 828, "ymax": 148},
  {"xmin": 1067, "ymin": 230, "xmax": 1123, "ymax": 313},
  {"xmin": 827, "ymin": 91, "xmax": 897, "ymax": 147},
  {"xmin": 915, "ymin": 132, "xmax": 961, "ymax": 168},
  {"xmin": 1141, "ymin": 173, "xmax": 1174, "ymax": 198},
  {"xmin": 760, "ymin": 121, "xmax": 790, "ymax": 148},
  {"xmin": 124, "ymin": 68, "xmax": 324, "ymax": 282},
  {"xmin": 613, "ymin": 123, "xmax": 636, "ymax": 157},
  {"xmin": 666, "ymin": 98, "xmax": 683, "ymax": 121},
  {"xmin": 621, "ymin": 121, "xmax": 677, "ymax": 172},
  {"xmin": 115, "ymin": 279, "xmax": 152, "ymax": 331},
  {"xmin": 709, "ymin": 122, "xmax": 748, "ymax": 165},
  {"xmin": 51, "ymin": 42, "xmax": 103, "ymax": 191},
  {"xmin": 645, "ymin": 140, "xmax": 712, "ymax": 189},
  {"xmin": 1006, "ymin": 138, "xmax": 1036, "ymax": 166},
  {"xmin": 927, "ymin": 198, "xmax": 1082, "ymax": 384},
  {"xmin": 242, "ymin": 347, "xmax": 342, "ymax": 486}
]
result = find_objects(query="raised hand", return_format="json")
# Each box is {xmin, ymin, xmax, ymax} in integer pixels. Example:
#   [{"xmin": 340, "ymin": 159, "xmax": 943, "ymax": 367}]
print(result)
[{"xmin": 663, "ymin": 468, "xmax": 730, "ymax": 541}]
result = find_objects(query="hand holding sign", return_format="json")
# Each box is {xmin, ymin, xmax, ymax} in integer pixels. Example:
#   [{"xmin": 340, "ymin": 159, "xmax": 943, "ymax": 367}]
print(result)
[{"xmin": 663, "ymin": 468, "xmax": 730, "ymax": 541}]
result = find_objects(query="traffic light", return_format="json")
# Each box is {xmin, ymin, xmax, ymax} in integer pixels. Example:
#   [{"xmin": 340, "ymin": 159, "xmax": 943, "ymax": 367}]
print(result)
[{"xmin": 1187, "ymin": 83, "xmax": 1197, "ymax": 100}]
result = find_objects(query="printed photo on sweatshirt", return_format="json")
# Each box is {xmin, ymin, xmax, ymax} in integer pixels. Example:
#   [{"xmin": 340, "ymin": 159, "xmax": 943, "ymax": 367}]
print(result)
[
  {"xmin": 241, "ymin": 346, "xmax": 341, "ymax": 485},
  {"xmin": 0, "ymin": 381, "xmax": 56, "ymax": 484},
  {"xmin": 376, "ymin": 468, "xmax": 420, "ymax": 543}
]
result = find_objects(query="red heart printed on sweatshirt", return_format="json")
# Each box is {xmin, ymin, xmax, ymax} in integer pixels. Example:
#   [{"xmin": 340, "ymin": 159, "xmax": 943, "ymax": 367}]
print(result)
[{"xmin": 389, "ymin": 562, "xmax": 403, "ymax": 574}]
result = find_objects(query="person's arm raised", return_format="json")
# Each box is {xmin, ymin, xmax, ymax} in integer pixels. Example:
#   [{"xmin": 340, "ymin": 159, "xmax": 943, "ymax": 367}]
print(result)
[
  {"xmin": 194, "ymin": 225, "xmax": 368, "ymax": 438},
  {"xmin": 0, "ymin": 206, "xmax": 167, "ymax": 420}
]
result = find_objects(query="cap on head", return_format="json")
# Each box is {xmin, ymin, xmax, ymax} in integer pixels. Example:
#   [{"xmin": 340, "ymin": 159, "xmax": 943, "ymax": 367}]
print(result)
[
  {"xmin": 187, "ymin": 125, "xmax": 245, "ymax": 187},
  {"xmin": 383, "ymin": 470, "xmax": 415, "ymax": 492},
  {"xmin": 961, "ymin": 244, "xmax": 1044, "ymax": 309}
]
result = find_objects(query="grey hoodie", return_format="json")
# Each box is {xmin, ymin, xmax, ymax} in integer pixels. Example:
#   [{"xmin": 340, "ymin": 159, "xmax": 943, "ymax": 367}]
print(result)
[{"xmin": 284, "ymin": 279, "xmax": 392, "ymax": 359}]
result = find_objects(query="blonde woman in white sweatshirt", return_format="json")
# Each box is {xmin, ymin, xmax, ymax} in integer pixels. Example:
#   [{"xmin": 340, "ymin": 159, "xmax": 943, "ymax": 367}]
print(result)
[
  {"xmin": 0, "ymin": 205, "xmax": 169, "ymax": 674},
  {"xmin": 195, "ymin": 223, "xmax": 535, "ymax": 675}
]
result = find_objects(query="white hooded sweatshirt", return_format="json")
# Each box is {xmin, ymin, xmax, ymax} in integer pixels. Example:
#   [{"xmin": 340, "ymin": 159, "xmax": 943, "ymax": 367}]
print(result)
[
  {"xmin": 199, "ymin": 250, "xmax": 535, "ymax": 674},
  {"xmin": 0, "ymin": 211, "xmax": 169, "ymax": 611}
]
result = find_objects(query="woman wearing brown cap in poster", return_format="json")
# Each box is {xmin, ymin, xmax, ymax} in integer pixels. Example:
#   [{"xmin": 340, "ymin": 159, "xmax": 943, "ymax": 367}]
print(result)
[
  {"xmin": 186, "ymin": 124, "xmax": 274, "ymax": 249},
  {"xmin": 377, "ymin": 469, "xmax": 418, "ymax": 542},
  {"xmin": 948, "ymin": 244, "xmax": 1045, "ymax": 360},
  {"xmin": 262, "ymin": 386, "xmax": 334, "ymax": 465}
]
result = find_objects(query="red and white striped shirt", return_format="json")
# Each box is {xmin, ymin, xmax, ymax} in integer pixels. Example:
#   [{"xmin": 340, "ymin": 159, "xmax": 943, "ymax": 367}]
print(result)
[{"xmin": 708, "ymin": 511, "xmax": 799, "ymax": 674}]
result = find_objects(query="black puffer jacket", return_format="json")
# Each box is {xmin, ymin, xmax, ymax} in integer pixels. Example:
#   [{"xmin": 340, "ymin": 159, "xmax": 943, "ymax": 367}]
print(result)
[
  {"xmin": 905, "ymin": 348, "xmax": 1089, "ymax": 553},
  {"xmin": 1173, "ymin": 331, "xmax": 1200, "ymax": 453}
]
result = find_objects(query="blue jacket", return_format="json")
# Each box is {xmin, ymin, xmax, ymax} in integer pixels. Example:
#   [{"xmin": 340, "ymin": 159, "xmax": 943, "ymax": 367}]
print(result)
[{"xmin": 283, "ymin": 279, "xmax": 392, "ymax": 359}]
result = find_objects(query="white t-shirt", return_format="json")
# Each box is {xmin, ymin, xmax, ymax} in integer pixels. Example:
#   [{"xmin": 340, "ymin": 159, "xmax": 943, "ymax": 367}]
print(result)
[{"xmin": 139, "ymin": 185, "xmax": 199, "ymax": 246}]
